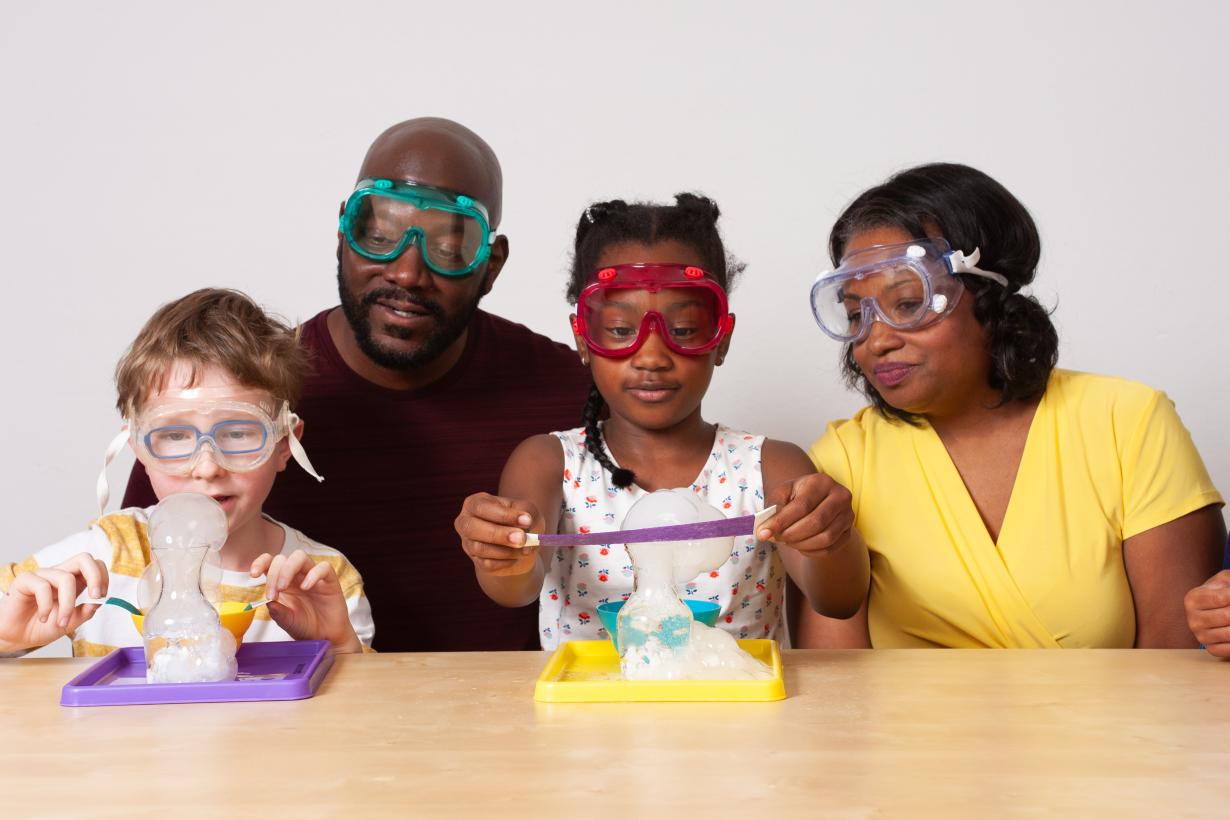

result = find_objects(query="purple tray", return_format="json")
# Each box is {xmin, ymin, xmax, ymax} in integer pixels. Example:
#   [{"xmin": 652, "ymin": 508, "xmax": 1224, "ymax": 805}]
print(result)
[{"xmin": 60, "ymin": 640, "xmax": 333, "ymax": 707}]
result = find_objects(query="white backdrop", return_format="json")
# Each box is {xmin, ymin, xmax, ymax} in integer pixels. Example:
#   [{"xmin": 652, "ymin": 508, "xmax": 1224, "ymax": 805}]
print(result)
[{"xmin": 2, "ymin": 2, "xmax": 1227, "ymax": 579}]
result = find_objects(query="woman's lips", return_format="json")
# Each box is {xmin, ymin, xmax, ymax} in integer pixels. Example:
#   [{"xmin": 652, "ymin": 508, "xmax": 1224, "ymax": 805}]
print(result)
[{"xmin": 873, "ymin": 363, "xmax": 914, "ymax": 387}]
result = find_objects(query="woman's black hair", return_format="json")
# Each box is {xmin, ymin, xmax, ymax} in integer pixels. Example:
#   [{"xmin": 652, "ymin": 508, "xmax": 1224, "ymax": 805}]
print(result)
[
  {"xmin": 568, "ymin": 193, "xmax": 744, "ymax": 488},
  {"xmin": 828, "ymin": 162, "xmax": 1059, "ymax": 423}
]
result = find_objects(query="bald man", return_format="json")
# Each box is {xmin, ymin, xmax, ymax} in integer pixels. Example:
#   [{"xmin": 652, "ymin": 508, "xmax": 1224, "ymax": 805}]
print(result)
[{"xmin": 124, "ymin": 118, "xmax": 590, "ymax": 651}]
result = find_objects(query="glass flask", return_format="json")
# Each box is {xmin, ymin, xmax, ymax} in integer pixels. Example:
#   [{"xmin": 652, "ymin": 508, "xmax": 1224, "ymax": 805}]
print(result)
[{"xmin": 141, "ymin": 493, "xmax": 238, "ymax": 683}]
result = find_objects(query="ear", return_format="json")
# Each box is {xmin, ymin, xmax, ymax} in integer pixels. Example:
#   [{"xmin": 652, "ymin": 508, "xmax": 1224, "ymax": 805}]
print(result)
[
  {"xmin": 275, "ymin": 419, "xmax": 303, "ymax": 472},
  {"xmin": 570, "ymin": 315, "xmax": 591, "ymax": 366},
  {"xmin": 478, "ymin": 234, "xmax": 510, "ymax": 297},
  {"xmin": 715, "ymin": 313, "xmax": 736, "ymax": 365}
]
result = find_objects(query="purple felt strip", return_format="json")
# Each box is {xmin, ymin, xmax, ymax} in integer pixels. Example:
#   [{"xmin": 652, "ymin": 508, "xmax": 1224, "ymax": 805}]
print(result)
[{"xmin": 533, "ymin": 513, "xmax": 758, "ymax": 547}]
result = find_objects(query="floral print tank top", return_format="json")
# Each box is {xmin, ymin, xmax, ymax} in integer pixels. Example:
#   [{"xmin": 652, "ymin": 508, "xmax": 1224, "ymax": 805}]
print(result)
[{"xmin": 538, "ymin": 423, "xmax": 784, "ymax": 650}]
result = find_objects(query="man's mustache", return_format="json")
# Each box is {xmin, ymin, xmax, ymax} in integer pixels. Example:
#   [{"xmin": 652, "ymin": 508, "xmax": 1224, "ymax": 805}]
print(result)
[{"xmin": 362, "ymin": 288, "xmax": 445, "ymax": 319}]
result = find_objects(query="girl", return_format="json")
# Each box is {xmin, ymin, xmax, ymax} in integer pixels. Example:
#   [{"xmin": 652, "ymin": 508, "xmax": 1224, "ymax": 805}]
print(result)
[
  {"xmin": 455, "ymin": 194, "xmax": 867, "ymax": 648},
  {"xmin": 803, "ymin": 162, "xmax": 1224, "ymax": 649}
]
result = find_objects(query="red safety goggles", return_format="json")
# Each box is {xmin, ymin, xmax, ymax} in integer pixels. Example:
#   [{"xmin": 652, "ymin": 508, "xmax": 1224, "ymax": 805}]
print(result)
[{"xmin": 571, "ymin": 263, "xmax": 732, "ymax": 358}]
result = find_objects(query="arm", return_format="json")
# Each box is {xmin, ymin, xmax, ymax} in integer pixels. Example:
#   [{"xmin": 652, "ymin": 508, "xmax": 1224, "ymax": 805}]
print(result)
[
  {"xmin": 1125, "ymin": 504, "xmax": 1225, "ymax": 648},
  {"xmin": 454, "ymin": 434, "xmax": 565, "ymax": 608},
  {"xmin": 795, "ymin": 594, "xmax": 872, "ymax": 648},
  {"xmin": 758, "ymin": 439, "xmax": 870, "ymax": 620}
]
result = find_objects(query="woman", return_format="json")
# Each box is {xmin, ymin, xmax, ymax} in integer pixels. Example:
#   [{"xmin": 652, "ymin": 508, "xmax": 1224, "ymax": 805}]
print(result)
[{"xmin": 801, "ymin": 163, "xmax": 1224, "ymax": 648}]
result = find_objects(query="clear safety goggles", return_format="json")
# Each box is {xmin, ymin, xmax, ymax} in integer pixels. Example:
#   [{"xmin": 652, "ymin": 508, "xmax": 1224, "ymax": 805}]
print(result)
[
  {"xmin": 571, "ymin": 263, "xmax": 733, "ymax": 358},
  {"xmin": 339, "ymin": 178, "xmax": 494, "ymax": 277},
  {"xmin": 96, "ymin": 390, "xmax": 324, "ymax": 512},
  {"xmin": 809, "ymin": 238, "xmax": 1008, "ymax": 343}
]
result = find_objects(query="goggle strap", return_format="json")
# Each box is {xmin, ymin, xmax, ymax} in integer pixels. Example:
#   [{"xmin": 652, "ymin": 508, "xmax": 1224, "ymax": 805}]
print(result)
[
  {"xmin": 282, "ymin": 405, "xmax": 324, "ymax": 484},
  {"xmin": 97, "ymin": 426, "xmax": 131, "ymax": 514},
  {"xmin": 949, "ymin": 248, "xmax": 1009, "ymax": 288}
]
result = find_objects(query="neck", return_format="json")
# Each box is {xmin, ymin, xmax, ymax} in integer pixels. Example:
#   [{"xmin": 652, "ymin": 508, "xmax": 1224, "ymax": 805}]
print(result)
[
  {"xmin": 926, "ymin": 384, "xmax": 1038, "ymax": 441},
  {"xmin": 326, "ymin": 308, "xmax": 468, "ymax": 391},
  {"xmin": 602, "ymin": 410, "xmax": 715, "ymax": 471},
  {"xmin": 217, "ymin": 513, "xmax": 284, "ymax": 572}
]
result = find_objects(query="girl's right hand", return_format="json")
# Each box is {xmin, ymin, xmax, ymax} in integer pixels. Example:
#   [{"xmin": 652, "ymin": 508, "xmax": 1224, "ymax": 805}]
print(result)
[
  {"xmin": 0, "ymin": 553, "xmax": 108, "ymax": 652},
  {"xmin": 456, "ymin": 493, "xmax": 544, "ymax": 577}
]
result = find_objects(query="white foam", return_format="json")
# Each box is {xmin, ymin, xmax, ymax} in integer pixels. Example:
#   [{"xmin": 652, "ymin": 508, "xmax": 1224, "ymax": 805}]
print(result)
[
  {"xmin": 616, "ymin": 489, "xmax": 772, "ymax": 681},
  {"xmin": 146, "ymin": 626, "xmax": 238, "ymax": 684}
]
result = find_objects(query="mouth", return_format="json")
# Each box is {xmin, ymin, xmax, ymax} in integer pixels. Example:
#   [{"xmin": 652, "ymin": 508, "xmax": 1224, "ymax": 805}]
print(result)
[
  {"xmin": 209, "ymin": 494, "xmax": 237, "ymax": 511},
  {"xmin": 373, "ymin": 298, "xmax": 433, "ymax": 322},
  {"xmin": 872, "ymin": 362, "xmax": 915, "ymax": 388},
  {"xmin": 626, "ymin": 383, "xmax": 680, "ymax": 403}
]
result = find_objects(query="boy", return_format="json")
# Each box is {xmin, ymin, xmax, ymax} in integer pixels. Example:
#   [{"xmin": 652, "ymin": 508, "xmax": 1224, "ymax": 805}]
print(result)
[{"xmin": 0, "ymin": 288, "xmax": 373, "ymax": 656}]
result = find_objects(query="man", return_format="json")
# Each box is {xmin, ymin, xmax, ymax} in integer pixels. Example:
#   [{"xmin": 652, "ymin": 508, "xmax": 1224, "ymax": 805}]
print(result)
[{"xmin": 124, "ymin": 118, "xmax": 591, "ymax": 651}]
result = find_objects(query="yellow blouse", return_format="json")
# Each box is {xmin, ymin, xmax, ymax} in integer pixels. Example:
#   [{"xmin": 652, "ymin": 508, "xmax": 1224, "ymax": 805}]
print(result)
[{"xmin": 809, "ymin": 369, "xmax": 1223, "ymax": 648}]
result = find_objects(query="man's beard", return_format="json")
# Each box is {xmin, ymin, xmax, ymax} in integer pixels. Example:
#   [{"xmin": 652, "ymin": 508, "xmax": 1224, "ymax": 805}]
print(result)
[{"xmin": 337, "ymin": 260, "xmax": 482, "ymax": 370}]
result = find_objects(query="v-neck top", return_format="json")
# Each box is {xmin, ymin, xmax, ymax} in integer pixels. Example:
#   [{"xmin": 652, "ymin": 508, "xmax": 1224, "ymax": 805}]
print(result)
[{"xmin": 809, "ymin": 369, "xmax": 1223, "ymax": 648}]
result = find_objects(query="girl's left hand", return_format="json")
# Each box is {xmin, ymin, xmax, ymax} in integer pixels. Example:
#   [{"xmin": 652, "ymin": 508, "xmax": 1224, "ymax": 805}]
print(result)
[
  {"xmin": 758, "ymin": 472, "xmax": 855, "ymax": 557},
  {"xmin": 250, "ymin": 550, "xmax": 362, "ymax": 653}
]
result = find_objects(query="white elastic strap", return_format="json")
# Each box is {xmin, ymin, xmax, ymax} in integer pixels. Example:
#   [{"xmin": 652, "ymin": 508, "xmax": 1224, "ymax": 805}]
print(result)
[
  {"xmin": 97, "ymin": 426, "xmax": 131, "ymax": 514},
  {"xmin": 949, "ymin": 247, "xmax": 1009, "ymax": 288},
  {"xmin": 282, "ymin": 406, "xmax": 324, "ymax": 483}
]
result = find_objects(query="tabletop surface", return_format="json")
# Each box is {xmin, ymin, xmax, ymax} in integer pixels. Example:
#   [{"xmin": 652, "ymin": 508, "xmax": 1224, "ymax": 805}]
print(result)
[{"xmin": 3, "ymin": 648, "xmax": 1228, "ymax": 818}]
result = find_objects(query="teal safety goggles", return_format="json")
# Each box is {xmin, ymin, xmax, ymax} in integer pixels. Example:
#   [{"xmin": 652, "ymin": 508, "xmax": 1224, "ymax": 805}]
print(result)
[{"xmin": 339, "ymin": 178, "xmax": 495, "ymax": 277}]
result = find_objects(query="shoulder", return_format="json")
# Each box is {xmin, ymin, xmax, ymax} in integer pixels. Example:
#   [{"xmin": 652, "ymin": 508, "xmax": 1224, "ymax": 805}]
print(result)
[
  {"xmin": 760, "ymin": 437, "xmax": 816, "ymax": 488},
  {"xmin": 508, "ymin": 432, "xmax": 566, "ymax": 467},
  {"xmin": 474, "ymin": 311, "xmax": 588, "ymax": 378},
  {"xmin": 1044, "ymin": 368, "xmax": 1169, "ymax": 428},
  {"xmin": 807, "ymin": 405, "xmax": 902, "ymax": 458},
  {"xmin": 295, "ymin": 309, "xmax": 334, "ymax": 352},
  {"xmin": 477, "ymin": 311, "xmax": 576, "ymax": 360}
]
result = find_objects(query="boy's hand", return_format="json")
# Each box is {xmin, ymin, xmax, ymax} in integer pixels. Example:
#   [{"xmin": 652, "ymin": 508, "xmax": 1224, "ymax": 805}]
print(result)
[
  {"xmin": 456, "ymin": 492, "xmax": 544, "ymax": 577},
  {"xmin": 1185, "ymin": 570, "xmax": 1230, "ymax": 657},
  {"xmin": 758, "ymin": 473, "xmax": 854, "ymax": 557},
  {"xmin": 0, "ymin": 554, "xmax": 108, "ymax": 652},
  {"xmin": 250, "ymin": 551, "xmax": 362, "ymax": 653}
]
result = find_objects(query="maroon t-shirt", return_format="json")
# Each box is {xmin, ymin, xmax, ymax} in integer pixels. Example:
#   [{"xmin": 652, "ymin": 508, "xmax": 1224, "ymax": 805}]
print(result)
[{"xmin": 123, "ymin": 308, "xmax": 591, "ymax": 652}]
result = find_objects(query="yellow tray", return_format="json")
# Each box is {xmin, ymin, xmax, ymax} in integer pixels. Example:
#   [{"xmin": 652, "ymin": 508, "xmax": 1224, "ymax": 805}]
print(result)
[{"xmin": 534, "ymin": 639, "xmax": 785, "ymax": 702}]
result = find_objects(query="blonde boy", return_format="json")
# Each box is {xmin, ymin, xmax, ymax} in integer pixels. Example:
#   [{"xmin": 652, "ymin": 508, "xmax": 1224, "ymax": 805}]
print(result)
[{"xmin": 0, "ymin": 289, "xmax": 373, "ymax": 655}]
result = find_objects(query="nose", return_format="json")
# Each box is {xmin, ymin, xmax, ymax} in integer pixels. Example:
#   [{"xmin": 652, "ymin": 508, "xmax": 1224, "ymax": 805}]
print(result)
[
  {"xmin": 861, "ymin": 312, "xmax": 904, "ymax": 355},
  {"xmin": 628, "ymin": 316, "xmax": 673, "ymax": 371},
  {"xmin": 188, "ymin": 443, "xmax": 226, "ymax": 481},
  {"xmin": 382, "ymin": 241, "xmax": 434, "ymax": 290}
]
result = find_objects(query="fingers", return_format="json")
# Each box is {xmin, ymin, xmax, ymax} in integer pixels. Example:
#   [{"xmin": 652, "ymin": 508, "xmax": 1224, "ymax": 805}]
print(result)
[
  {"xmin": 1186, "ymin": 583, "xmax": 1230, "ymax": 618},
  {"xmin": 63, "ymin": 603, "xmax": 101, "ymax": 633},
  {"xmin": 249, "ymin": 552, "xmax": 274, "ymax": 578},
  {"xmin": 15, "ymin": 573, "xmax": 57, "ymax": 625},
  {"xmin": 263, "ymin": 550, "xmax": 314, "ymax": 602},
  {"xmin": 1200, "ymin": 570, "xmax": 1230, "ymax": 590},
  {"xmin": 55, "ymin": 553, "xmax": 109, "ymax": 600},
  {"xmin": 298, "ymin": 560, "xmax": 337, "ymax": 592},
  {"xmin": 456, "ymin": 493, "xmax": 542, "ymax": 548},
  {"xmin": 455, "ymin": 493, "xmax": 546, "ymax": 576},
  {"xmin": 759, "ymin": 474, "xmax": 854, "ymax": 554}
]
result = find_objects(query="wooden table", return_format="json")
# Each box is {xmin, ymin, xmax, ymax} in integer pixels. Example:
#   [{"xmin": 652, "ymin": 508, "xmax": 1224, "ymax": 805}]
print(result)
[{"xmin": 3, "ymin": 649, "xmax": 1227, "ymax": 817}]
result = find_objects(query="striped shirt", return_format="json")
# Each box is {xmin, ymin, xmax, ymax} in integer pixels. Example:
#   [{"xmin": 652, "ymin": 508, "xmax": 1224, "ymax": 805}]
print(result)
[{"xmin": 0, "ymin": 507, "xmax": 374, "ymax": 656}]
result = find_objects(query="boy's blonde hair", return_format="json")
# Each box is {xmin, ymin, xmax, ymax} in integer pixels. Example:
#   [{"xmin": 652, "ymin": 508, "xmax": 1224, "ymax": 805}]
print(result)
[{"xmin": 115, "ymin": 288, "xmax": 308, "ymax": 419}]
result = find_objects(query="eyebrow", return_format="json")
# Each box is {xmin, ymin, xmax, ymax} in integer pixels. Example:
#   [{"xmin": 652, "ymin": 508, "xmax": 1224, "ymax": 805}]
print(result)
[{"xmin": 838, "ymin": 278, "xmax": 918, "ymax": 303}]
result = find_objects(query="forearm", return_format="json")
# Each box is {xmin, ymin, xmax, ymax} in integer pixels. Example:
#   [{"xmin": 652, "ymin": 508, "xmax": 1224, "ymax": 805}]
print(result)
[
  {"xmin": 784, "ymin": 530, "xmax": 870, "ymax": 619},
  {"xmin": 474, "ymin": 561, "xmax": 545, "ymax": 608}
]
